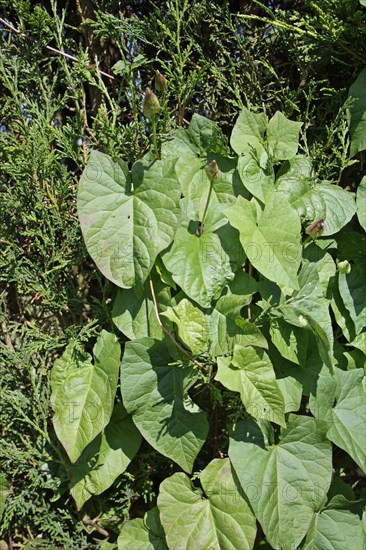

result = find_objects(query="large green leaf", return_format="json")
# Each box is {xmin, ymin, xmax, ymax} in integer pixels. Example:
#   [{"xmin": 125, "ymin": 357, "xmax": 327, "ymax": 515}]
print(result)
[
  {"xmin": 225, "ymin": 192, "xmax": 302, "ymax": 291},
  {"xmin": 267, "ymin": 320, "xmax": 325, "ymax": 398},
  {"xmin": 316, "ymin": 183, "xmax": 356, "ymax": 236},
  {"xmin": 205, "ymin": 270, "xmax": 259, "ymax": 357},
  {"xmin": 330, "ymin": 275, "xmax": 357, "ymax": 342},
  {"xmin": 357, "ymin": 176, "xmax": 366, "ymax": 231},
  {"xmin": 331, "ymin": 231, "xmax": 366, "ymax": 340},
  {"xmin": 337, "ymin": 229, "xmax": 366, "ymax": 264},
  {"xmin": 276, "ymin": 155, "xmax": 314, "ymax": 180},
  {"xmin": 118, "ymin": 507, "xmax": 167, "ymax": 550},
  {"xmin": 338, "ymin": 264, "xmax": 366, "ymax": 335},
  {"xmin": 348, "ymin": 68, "xmax": 366, "ymax": 157},
  {"xmin": 234, "ymin": 318, "xmax": 269, "ymax": 348},
  {"xmin": 349, "ymin": 331, "xmax": 366, "ymax": 356},
  {"xmin": 237, "ymin": 144, "xmax": 274, "ymax": 204},
  {"xmin": 277, "ymin": 178, "xmax": 356, "ymax": 235},
  {"xmin": 302, "ymin": 508, "xmax": 366, "ymax": 550},
  {"xmin": 78, "ymin": 151, "xmax": 180, "ymax": 288},
  {"xmin": 188, "ymin": 154, "xmax": 244, "ymax": 206},
  {"xmin": 303, "ymin": 243, "xmax": 336, "ymax": 296},
  {"xmin": 270, "ymin": 318, "xmax": 309, "ymax": 365},
  {"xmin": 216, "ymin": 345, "xmax": 286, "ymax": 426},
  {"xmin": 162, "ymin": 196, "xmax": 238, "ymax": 308},
  {"xmin": 312, "ymin": 368, "xmax": 366, "ymax": 472},
  {"xmin": 229, "ymin": 415, "xmax": 332, "ymax": 550},
  {"xmin": 162, "ymin": 298, "xmax": 208, "ymax": 355},
  {"xmin": 161, "ymin": 271, "xmax": 259, "ymax": 359},
  {"xmin": 112, "ymin": 273, "xmax": 171, "ymax": 340},
  {"xmin": 157, "ymin": 458, "xmax": 256, "ymax": 550},
  {"xmin": 276, "ymin": 155, "xmax": 318, "ymax": 221},
  {"xmin": 276, "ymin": 177, "xmax": 326, "ymax": 224},
  {"xmin": 161, "ymin": 114, "xmax": 227, "ymax": 195},
  {"xmin": 51, "ymin": 331, "xmax": 121, "ymax": 463},
  {"xmin": 280, "ymin": 261, "xmax": 334, "ymax": 373},
  {"xmin": 69, "ymin": 404, "xmax": 141, "ymax": 510},
  {"xmin": 230, "ymin": 108, "xmax": 266, "ymax": 156},
  {"xmin": 266, "ymin": 111, "xmax": 302, "ymax": 162},
  {"xmin": 276, "ymin": 375, "xmax": 302, "ymax": 414},
  {"xmin": 121, "ymin": 338, "xmax": 208, "ymax": 472}
]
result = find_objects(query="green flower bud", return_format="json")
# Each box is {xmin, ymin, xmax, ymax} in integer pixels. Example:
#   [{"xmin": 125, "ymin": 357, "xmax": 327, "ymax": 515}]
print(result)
[
  {"xmin": 155, "ymin": 70, "xmax": 168, "ymax": 92},
  {"xmin": 338, "ymin": 260, "xmax": 351, "ymax": 274},
  {"xmin": 143, "ymin": 87, "xmax": 160, "ymax": 118},
  {"xmin": 305, "ymin": 219, "xmax": 324, "ymax": 239},
  {"xmin": 206, "ymin": 160, "xmax": 220, "ymax": 180}
]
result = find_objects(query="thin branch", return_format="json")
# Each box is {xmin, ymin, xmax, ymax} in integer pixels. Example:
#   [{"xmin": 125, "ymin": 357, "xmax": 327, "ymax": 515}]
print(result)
[
  {"xmin": 1, "ymin": 320, "xmax": 15, "ymax": 352},
  {"xmin": 0, "ymin": 17, "xmax": 115, "ymax": 80},
  {"xmin": 149, "ymin": 276, "xmax": 209, "ymax": 373}
]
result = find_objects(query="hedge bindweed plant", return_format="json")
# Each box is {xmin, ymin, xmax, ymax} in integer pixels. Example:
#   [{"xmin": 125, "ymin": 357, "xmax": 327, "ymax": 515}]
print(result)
[{"xmin": 51, "ymin": 107, "xmax": 365, "ymax": 549}]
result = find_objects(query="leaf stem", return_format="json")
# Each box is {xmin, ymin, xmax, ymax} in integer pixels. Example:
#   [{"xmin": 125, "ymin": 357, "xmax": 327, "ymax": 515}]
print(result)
[
  {"xmin": 151, "ymin": 115, "xmax": 159, "ymax": 159},
  {"xmin": 149, "ymin": 276, "xmax": 209, "ymax": 373},
  {"xmin": 199, "ymin": 178, "xmax": 214, "ymax": 236}
]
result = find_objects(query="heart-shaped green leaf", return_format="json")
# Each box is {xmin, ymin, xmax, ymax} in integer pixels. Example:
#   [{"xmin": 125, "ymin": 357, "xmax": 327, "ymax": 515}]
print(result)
[
  {"xmin": 303, "ymin": 508, "xmax": 366, "ymax": 550},
  {"xmin": 51, "ymin": 330, "xmax": 121, "ymax": 463},
  {"xmin": 230, "ymin": 108, "xmax": 266, "ymax": 156},
  {"xmin": 157, "ymin": 459, "xmax": 256, "ymax": 550},
  {"xmin": 267, "ymin": 111, "xmax": 302, "ymax": 162},
  {"xmin": 229, "ymin": 415, "xmax": 332, "ymax": 550},
  {"xmin": 161, "ymin": 114, "xmax": 227, "ymax": 195},
  {"xmin": 162, "ymin": 196, "xmax": 239, "ymax": 308},
  {"xmin": 356, "ymin": 176, "xmax": 366, "ymax": 231},
  {"xmin": 118, "ymin": 507, "xmax": 167, "ymax": 550},
  {"xmin": 78, "ymin": 151, "xmax": 181, "ymax": 288},
  {"xmin": 216, "ymin": 345, "xmax": 286, "ymax": 426},
  {"xmin": 238, "ymin": 143, "xmax": 275, "ymax": 204},
  {"xmin": 121, "ymin": 338, "xmax": 208, "ymax": 472},
  {"xmin": 347, "ymin": 67, "xmax": 366, "ymax": 157},
  {"xmin": 311, "ymin": 368, "xmax": 366, "ymax": 472},
  {"xmin": 225, "ymin": 192, "xmax": 302, "ymax": 291},
  {"xmin": 162, "ymin": 298, "xmax": 208, "ymax": 355},
  {"xmin": 112, "ymin": 273, "xmax": 171, "ymax": 340},
  {"xmin": 69, "ymin": 404, "xmax": 141, "ymax": 509}
]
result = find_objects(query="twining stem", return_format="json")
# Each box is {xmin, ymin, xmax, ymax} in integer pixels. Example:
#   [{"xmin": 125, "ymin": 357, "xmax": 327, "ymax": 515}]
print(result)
[
  {"xmin": 151, "ymin": 115, "xmax": 159, "ymax": 159},
  {"xmin": 199, "ymin": 178, "xmax": 214, "ymax": 236},
  {"xmin": 149, "ymin": 276, "xmax": 209, "ymax": 373}
]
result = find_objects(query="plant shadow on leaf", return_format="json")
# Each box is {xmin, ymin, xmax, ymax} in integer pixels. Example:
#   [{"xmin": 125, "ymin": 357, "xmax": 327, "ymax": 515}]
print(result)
[
  {"xmin": 68, "ymin": 435, "xmax": 103, "ymax": 486},
  {"xmin": 145, "ymin": 341, "xmax": 203, "ymax": 440},
  {"xmin": 229, "ymin": 418, "xmax": 267, "ymax": 450},
  {"xmin": 187, "ymin": 219, "xmax": 200, "ymax": 235}
]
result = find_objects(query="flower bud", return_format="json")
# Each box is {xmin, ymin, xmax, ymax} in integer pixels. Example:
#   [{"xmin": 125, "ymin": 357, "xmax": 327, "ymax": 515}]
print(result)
[
  {"xmin": 206, "ymin": 160, "xmax": 220, "ymax": 180},
  {"xmin": 155, "ymin": 70, "xmax": 168, "ymax": 92},
  {"xmin": 143, "ymin": 87, "xmax": 160, "ymax": 118},
  {"xmin": 305, "ymin": 219, "xmax": 324, "ymax": 239},
  {"xmin": 338, "ymin": 260, "xmax": 351, "ymax": 274}
]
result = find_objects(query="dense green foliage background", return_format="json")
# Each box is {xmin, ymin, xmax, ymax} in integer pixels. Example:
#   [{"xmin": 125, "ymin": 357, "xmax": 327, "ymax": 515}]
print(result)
[{"xmin": 0, "ymin": 1, "xmax": 365, "ymax": 548}]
